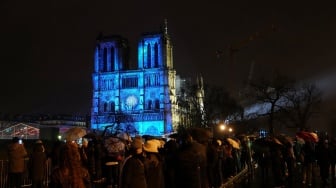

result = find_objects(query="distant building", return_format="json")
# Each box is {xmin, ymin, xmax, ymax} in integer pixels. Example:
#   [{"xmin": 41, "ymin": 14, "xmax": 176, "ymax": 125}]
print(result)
[{"xmin": 90, "ymin": 21, "xmax": 179, "ymax": 136}]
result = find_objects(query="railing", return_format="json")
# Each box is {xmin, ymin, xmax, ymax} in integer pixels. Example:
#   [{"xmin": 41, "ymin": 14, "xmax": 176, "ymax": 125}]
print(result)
[
  {"xmin": 0, "ymin": 158, "xmax": 52, "ymax": 188},
  {"xmin": 221, "ymin": 161, "xmax": 256, "ymax": 188}
]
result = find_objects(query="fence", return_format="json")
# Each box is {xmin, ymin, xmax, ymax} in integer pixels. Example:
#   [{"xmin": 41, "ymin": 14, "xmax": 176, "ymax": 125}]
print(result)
[{"xmin": 0, "ymin": 158, "xmax": 52, "ymax": 188}]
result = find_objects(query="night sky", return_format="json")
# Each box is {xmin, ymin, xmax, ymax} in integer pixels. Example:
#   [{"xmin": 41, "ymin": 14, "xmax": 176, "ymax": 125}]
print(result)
[{"xmin": 1, "ymin": 1, "xmax": 336, "ymax": 115}]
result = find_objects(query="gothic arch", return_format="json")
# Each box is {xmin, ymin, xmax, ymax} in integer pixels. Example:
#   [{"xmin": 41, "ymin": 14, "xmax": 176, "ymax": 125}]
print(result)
[
  {"xmin": 147, "ymin": 100, "xmax": 152, "ymax": 110},
  {"xmin": 154, "ymin": 42, "xmax": 159, "ymax": 67},
  {"xmin": 147, "ymin": 43, "xmax": 151, "ymax": 68},
  {"xmin": 155, "ymin": 99, "xmax": 160, "ymax": 110},
  {"xmin": 103, "ymin": 48, "xmax": 108, "ymax": 71},
  {"xmin": 110, "ymin": 47, "xmax": 115, "ymax": 71},
  {"xmin": 110, "ymin": 101, "xmax": 115, "ymax": 113},
  {"xmin": 104, "ymin": 102, "xmax": 108, "ymax": 112}
]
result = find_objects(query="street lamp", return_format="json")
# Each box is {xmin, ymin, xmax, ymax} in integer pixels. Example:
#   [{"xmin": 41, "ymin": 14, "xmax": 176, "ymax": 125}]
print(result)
[{"xmin": 220, "ymin": 124, "xmax": 226, "ymax": 131}]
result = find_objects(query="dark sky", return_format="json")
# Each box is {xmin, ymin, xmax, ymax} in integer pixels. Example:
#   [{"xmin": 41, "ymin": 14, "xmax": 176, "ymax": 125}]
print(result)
[{"xmin": 1, "ymin": 1, "xmax": 336, "ymax": 115}]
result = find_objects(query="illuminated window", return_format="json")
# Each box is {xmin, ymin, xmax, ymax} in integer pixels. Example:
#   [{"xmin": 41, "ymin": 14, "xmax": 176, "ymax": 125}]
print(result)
[
  {"xmin": 110, "ymin": 47, "xmax": 115, "ymax": 71},
  {"xmin": 104, "ymin": 102, "xmax": 108, "ymax": 112},
  {"xmin": 110, "ymin": 102, "xmax": 115, "ymax": 113},
  {"xmin": 103, "ymin": 48, "xmax": 107, "ymax": 71},
  {"xmin": 147, "ymin": 100, "xmax": 152, "ymax": 110},
  {"xmin": 147, "ymin": 43, "xmax": 151, "ymax": 68},
  {"xmin": 154, "ymin": 43, "xmax": 159, "ymax": 67},
  {"xmin": 154, "ymin": 74, "xmax": 160, "ymax": 86},
  {"xmin": 145, "ymin": 75, "xmax": 151, "ymax": 86},
  {"xmin": 155, "ymin": 99, "xmax": 160, "ymax": 110},
  {"xmin": 122, "ymin": 76, "xmax": 138, "ymax": 88}
]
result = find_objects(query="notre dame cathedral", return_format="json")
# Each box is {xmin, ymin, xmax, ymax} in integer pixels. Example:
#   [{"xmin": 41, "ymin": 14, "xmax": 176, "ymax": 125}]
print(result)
[{"xmin": 90, "ymin": 21, "xmax": 204, "ymax": 136}]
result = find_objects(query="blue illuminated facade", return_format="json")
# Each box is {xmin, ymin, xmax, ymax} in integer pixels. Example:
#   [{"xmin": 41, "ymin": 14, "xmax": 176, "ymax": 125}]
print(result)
[{"xmin": 91, "ymin": 24, "xmax": 178, "ymax": 136}]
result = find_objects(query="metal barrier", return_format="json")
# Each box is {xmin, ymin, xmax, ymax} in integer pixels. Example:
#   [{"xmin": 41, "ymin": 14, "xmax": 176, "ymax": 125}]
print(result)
[{"xmin": 0, "ymin": 158, "xmax": 52, "ymax": 188}]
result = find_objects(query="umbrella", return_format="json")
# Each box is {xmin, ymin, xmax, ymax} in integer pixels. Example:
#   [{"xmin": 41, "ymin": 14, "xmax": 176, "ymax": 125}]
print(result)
[
  {"xmin": 270, "ymin": 137, "xmax": 283, "ymax": 146},
  {"xmin": 276, "ymin": 134, "xmax": 294, "ymax": 146},
  {"xmin": 188, "ymin": 127, "xmax": 212, "ymax": 144},
  {"xmin": 104, "ymin": 136, "xmax": 125, "ymax": 155},
  {"xmin": 227, "ymin": 138, "xmax": 240, "ymax": 149},
  {"xmin": 309, "ymin": 132, "xmax": 319, "ymax": 142},
  {"xmin": 296, "ymin": 131, "xmax": 318, "ymax": 143},
  {"xmin": 64, "ymin": 127, "xmax": 87, "ymax": 142},
  {"xmin": 296, "ymin": 136, "xmax": 305, "ymax": 145}
]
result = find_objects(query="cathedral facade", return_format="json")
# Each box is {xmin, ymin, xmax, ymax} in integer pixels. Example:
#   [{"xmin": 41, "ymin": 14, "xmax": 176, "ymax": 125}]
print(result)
[{"xmin": 90, "ymin": 23, "xmax": 178, "ymax": 136}]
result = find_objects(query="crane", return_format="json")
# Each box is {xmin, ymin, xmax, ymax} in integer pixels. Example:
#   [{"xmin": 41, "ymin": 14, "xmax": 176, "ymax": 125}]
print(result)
[
  {"xmin": 216, "ymin": 24, "xmax": 277, "ymax": 64},
  {"xmin": 216, "ymin": 24, "xmax": 278, "ymax": 100}
]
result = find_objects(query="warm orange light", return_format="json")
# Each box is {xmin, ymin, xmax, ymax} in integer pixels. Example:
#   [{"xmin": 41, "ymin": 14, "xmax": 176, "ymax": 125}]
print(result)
[{"xmin": 220, "ymin": 124, "xmax": 226, "ymax": 131}]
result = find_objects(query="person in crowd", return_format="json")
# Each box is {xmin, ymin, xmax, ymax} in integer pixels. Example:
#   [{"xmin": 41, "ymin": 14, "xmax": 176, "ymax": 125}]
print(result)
[
  {"xmin": 207, "ymin": 139, "xmax": 222, "ymax": 188},
  {"xmin": 93, "ymin": 136, "xmax": 105, "ymax": 181},
  {"xmin": 301, "ymin": 140, "xmax": 315, "ymax": 186},
  {"xmin": 283, "ymin": 142, "xmax": 296, "ymax": 188},
  {"xmin": 79, "ymin": 138, "xmax": 89, "ymax": 168},
  {"xmin": 120, "ymin": 136, "xmax": 147, "ymax": 188},
  {"xmin": 252, "ymin": 140, "xmax": 272, "ymax": 187},
  {"xmin": 7, "ymin": 137, "xmax": 28, "ymax": 188},
  {"xmin": 143, "ymin": 139, "xmax": 165, "ymax": 188},
  {"xmin": 174, "ymin": 131, "xmax": 208, "ymax": 188},
  {"xmin": 49, "ymin": 140, "xmax": 65, "ymax": 170},
  {"xmin": 29, "ymin": 140, "xmax": 47, "ymax": 188},
  {"xmin": 163, "ymin": 139, "xmax": 178, "ymax": 188},
  {"xmin": 49, "ymin": 142, "xmax": 91, "ymax": 188},
  {"xmin": 271, "ymin": 146, "xmax": 286, "ymax": 187},
  {"xmin": 240, "ymin": 137, "xmax": 252, "ymax": 170},
  {"xmin": 329, "ymin": 137, "xmax": 336, "ymax": 182},
  {"xmin": 316, "ymin": 139, "xmax": 331, "ymax": 186},
  {"xmin": 222, "ymin": 141, "xmax": 236, "ymax": 181}
]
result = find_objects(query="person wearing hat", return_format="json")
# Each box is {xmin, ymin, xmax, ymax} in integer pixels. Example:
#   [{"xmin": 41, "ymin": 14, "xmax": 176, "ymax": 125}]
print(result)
[
  {"xmin": 120, "ymin": 136, "xmax": 147, "ymax": 188},
  {"xmin": 143, "ymin": 139, "xmax": 165, "ymax": 188}
]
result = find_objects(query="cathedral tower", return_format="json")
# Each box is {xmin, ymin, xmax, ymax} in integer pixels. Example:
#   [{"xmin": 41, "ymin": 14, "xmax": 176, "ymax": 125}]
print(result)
[{"xmin": 91, "ymin": 21, "xmax": 177, "ymax": 136}]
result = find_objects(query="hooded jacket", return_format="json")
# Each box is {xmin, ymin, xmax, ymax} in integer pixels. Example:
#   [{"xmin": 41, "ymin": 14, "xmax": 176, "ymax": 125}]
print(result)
[{"xmin": 7, "ymin": 142, "xmax": 28, "ymax": 173}]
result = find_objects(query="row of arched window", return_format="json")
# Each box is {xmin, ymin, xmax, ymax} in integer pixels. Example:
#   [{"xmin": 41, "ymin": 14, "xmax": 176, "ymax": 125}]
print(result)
[
  {"xmin": 100, "ymin": 99, "xmax": 160, "ymax": 112},
  {"xmin": 145, "ymin": 74, "xmax": 160, "ymax": 86},
  {"xmin": 99, "ymin": 42, "xmax": 160, "ymax": 72}
]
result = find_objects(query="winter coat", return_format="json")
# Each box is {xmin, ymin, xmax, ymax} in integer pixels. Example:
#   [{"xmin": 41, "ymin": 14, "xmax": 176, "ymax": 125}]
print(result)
[
  {"xmin": 120, "ymin": 154, "xmax": 147, "ymax": 188},
  {"xmin": 29, "ymin": 144, "xmax": 47, "ymax": 181},
  {"xmin": 7, "ymin": 142, "xmax": 28, "ymax": 173},
  {"xmin": 144, "ymin": 152, "xmax": 165, "ymax": 188},
  {"xmin": 175, "ymin": 141, "xmax": 208, "ymax": 188}
]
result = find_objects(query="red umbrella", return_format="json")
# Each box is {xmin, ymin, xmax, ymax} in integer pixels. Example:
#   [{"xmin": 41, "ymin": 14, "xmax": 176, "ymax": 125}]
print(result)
[{"xmin": 296, "ymin": 131, "xmax": 318, "ymax": 143}]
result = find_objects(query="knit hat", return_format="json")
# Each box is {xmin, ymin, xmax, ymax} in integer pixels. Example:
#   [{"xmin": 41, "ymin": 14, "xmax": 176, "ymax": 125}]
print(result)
[
  {"xmin": 131, "ymin": 136, "xmax": 143, "ymax": 149},
  {"xmin": 143, "ymin": 139, "xmax": 159, "ymax": 153}
]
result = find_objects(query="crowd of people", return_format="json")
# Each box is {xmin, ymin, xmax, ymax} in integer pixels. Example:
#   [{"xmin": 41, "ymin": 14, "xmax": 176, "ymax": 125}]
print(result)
[
  {"xmin": 252, "ymin": 132, "xmax": 336, "ymax": 187},
  {"xmin": 7, "ymin": 128, "xmax": 336, "ymax": 188},
  {"xmin": 6, "ymin": 129, "xmax": 254, "ymax": 188}
]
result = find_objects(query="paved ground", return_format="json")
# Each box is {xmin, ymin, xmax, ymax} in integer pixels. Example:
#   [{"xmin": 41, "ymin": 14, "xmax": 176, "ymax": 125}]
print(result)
[{"xmin": 231, "ymin": 162, "xmax": 336, "ymax": 188}]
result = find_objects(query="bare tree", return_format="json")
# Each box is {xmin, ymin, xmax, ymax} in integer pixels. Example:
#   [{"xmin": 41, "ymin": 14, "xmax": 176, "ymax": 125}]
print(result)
[
  {"xmin": 280, "ymin": 83, "xmax": 322, "ymax": 130},
  {"xmin": 249, "ymin": 73, "xmax": 292, "ymax": 134}
]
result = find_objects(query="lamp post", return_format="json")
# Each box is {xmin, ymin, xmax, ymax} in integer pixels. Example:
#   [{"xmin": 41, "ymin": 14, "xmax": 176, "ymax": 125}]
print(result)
[{"xmin": 218, "ymin": 122, "xmax": 234, "ymax": 138}]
